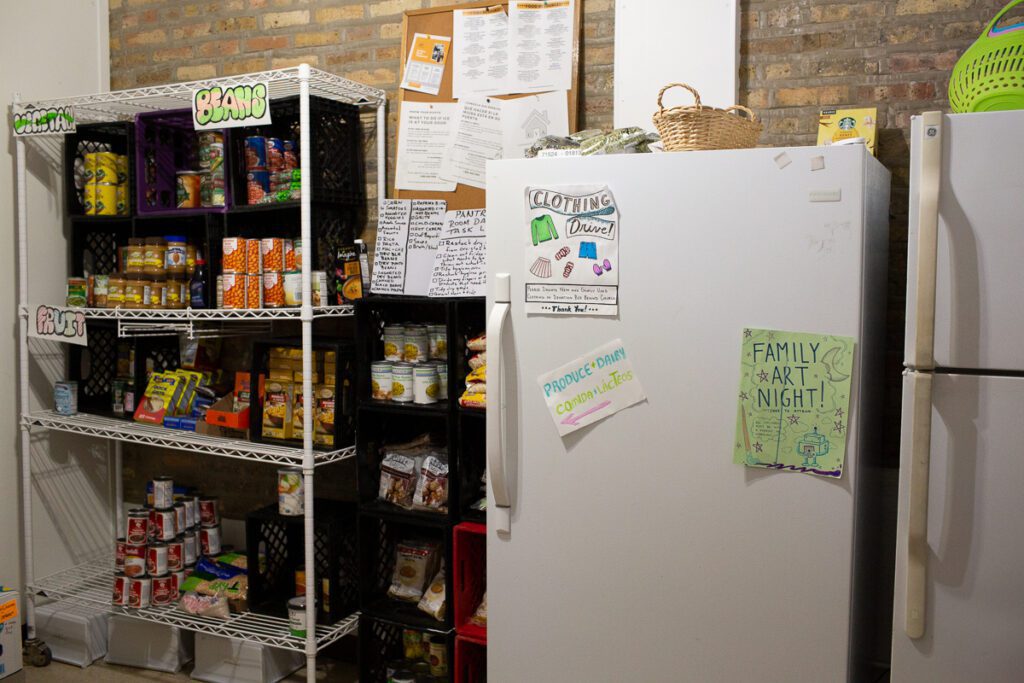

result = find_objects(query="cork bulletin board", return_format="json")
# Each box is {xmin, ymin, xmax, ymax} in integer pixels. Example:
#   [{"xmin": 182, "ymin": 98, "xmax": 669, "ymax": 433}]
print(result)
[{"xmin": 395, "ymin": 1, "xmax": 583, "ymax": 210}]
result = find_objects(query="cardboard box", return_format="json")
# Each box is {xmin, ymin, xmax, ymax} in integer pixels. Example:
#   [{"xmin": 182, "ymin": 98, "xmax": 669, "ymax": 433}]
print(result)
[
  {"xmin": 205, "ymin": 394, "xmax": 250, "ymax": 431},
  {"xmin": 105, "ymin": 615, "xmax": 193, "ymax": 673},
  {"xmin": 34, "ymin": 600, "xmax": 108, "ymax": 667},
  {"xmin": 0, "ymin": 590, "xmax": 22, "ymax": 679},
  {"xmin": 817, "ymin": 107, "xmax": 878, "ymax": 156},
  {"xmin": 190, "ymin": 633, "xmax": 303, "ymax": 683}
]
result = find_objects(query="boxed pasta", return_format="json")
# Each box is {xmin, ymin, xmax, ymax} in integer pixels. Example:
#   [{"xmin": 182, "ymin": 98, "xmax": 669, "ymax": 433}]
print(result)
[{"xmin": 261, "ymin": 380, "xmax": 293, "ymax": 440}]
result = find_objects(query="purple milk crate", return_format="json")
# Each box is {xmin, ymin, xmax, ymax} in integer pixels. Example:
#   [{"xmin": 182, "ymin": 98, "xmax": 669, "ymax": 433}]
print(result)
[{"xmin": 134, "ymin": 108, "xmax": 234, "ymax": 216}]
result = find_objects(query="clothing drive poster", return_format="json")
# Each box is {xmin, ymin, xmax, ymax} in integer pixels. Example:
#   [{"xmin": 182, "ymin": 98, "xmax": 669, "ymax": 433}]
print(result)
[
  {"xmin": 524, "ymin": 185, "xmax": 619, "ymax": 316},
  {"xmin": 733, "ymin": 328, "xmax": 855, "ymax": 479}
]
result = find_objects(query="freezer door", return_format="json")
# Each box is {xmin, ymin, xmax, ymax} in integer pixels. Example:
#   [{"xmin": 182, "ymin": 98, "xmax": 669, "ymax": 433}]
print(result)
[
  {"xmin": 892, "ymin": 372, "xmax": 1024, "ymax": 682},
  {"xmin": 905, "ymin": 111, "xmax": 1024, "ymax": 372},
  {"xmin": 486, "ymin": 147, "xmax": 890, "ymax": 682}
]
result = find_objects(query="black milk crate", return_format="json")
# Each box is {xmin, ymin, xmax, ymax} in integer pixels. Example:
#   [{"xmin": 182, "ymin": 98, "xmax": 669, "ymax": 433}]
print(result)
[
  {"xmin": 227, "ymin": 95, "xmax": 364, "ymax": 209},
  {"xmin": 245, "ymin": 500, "xmax": 358, "ymax": 625},
  {"xmin": 358, "ymin": 614, "xmax": 454, "ymax": 683},
  {"xmin": 63, "ymin": 122, "xmax": 136, "ymax": 217},
  {"xmin": 249, "ymin": 338, "xmax": 356, "ymax": 451},
  {"xmin": 357, "ymin": 511, "xmax": 454, "ymax": 630},
  {"xmin": 70, "ymin": 216, "xmax": 132, "ymax": 277},
  {"xmin": 456, "ymin": 412, "xmax": 486, "ymax": 524}
]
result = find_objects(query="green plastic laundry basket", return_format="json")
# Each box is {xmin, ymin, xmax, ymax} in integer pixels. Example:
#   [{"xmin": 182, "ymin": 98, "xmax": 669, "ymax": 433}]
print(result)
[{"xmin": 950, "ymin": 0, "xmax": 1024, "ymax": 112}]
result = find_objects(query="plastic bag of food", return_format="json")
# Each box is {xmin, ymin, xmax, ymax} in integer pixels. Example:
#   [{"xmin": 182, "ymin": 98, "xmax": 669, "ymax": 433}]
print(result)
[
  {"xmin": 459, "ymin": 392, "xmax": 486, "ymax": 410},
  {"xmin": 469, "ymin": 592, "xmax": 488, "ymax": 627},
  {"xmin": 468, "ymin": 352, "xmax": 487, "ymax": 371},
  {"xmin": 388, "ymin": 540, "xmax": 439, "ymax": 602},
  {"xmin": 412, "ymin": 454, "xmax": 449, "ymax": 512},
  {"xmin": 466, "ymin": 333, "xmax": 486, "ymax": 353},
  {"xmin": 179, "ymin": 591, "xmax": 230, "ymax": 619},
  {"xmin": 196, "ymin": 556, "xmax": 246, "ymax": 579},
  {"xmin": 379, "ymin": 452, "xmax": 418, "ymax": 508},
  {"xmin": 417, "ymin": 566, "xmax": 446, "ymax": 621}
]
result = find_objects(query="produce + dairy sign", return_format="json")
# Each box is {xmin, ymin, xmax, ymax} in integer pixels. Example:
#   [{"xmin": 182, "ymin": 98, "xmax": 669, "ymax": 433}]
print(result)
[
  {"xmin": 12, "ymin": 104, "xmax": 76, "ymax": 136},
  {"xmin": 192, "ymin": 82, "xmax": 271, "ymax": 130}
]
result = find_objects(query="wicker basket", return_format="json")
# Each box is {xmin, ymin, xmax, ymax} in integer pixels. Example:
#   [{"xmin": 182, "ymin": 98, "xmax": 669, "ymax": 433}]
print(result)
[{"xmin": 652, "ymin": 83, "xmax": 762, "ymax": 152}]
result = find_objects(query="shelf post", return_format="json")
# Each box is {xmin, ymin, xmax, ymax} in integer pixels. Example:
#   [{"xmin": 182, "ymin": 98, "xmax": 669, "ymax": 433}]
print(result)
[{"xmin": 376, "ymin": 99, "xmax": 387, "ymax": 203}]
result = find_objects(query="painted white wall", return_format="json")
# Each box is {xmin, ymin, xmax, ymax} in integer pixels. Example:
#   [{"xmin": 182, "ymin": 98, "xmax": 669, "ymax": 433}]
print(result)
[
  {"xmin": 613, "ymin": 0, "xmax": 738, "ymax": 131},
  {"xmin": 1, "ymin": 1, "xmax": 110, "ymax": 598}
]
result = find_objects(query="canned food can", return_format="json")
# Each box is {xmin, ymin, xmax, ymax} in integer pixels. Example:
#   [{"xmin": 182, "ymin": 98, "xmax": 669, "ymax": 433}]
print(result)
[
  {"xmin": 244, "ymin": 136, "xmax": 267, "ymax": 170},
  {"xmin": 428, "ymin": 325, "xmax": 448, "ymax": 360},
  {"xmin": 199, "ymin": 525, "xmax": 222, "ymax": 556},
  {"xmin": 114, "ymin": 538, "xmax": 127, "ymax": 571},
  {"xmin": 245, "ymin": 238, "xmax": 262, "ymax": 273},
  {"xmin": 428, "ymin": 636, "xmax": 448, "ymax": 676},
  {"xmin": 199, "ymin": 172, "xmax": 225, "ymax": 207},
  {"xmin": 266, "ymin": 137, "xmax": 285, "ymax": 171},
  {"xmin": 222, "ymin": 272, "xmax": 246, "ymax": 309},
  {"xmin": 371, "ymin": 361, "xmax": 393, "ymax": 401},
  {"xmin": 116, "ymin": 184, "xmax": 128, "ymax": 215},
  {"xmin": 83, "ymin": 183, "xmax": 97, "ymax": 215},
  {"xmin": 246, "ymin": 273, "xmax": 262, "ymax": 309},
  {"xmin": 82, "ymin": 153, "xmax": 96, "ymax": 182},
  {"xmin": 182, "ymin": 530, "xmax": 198, "ymax": 566},
  {"xmin": 152, "ymin": 507, "xmax": 176, "ymax": 541},
  {"xmin": 413, "ymin": 365, "xmax": 441, "ymax": 405},
  {"xmin": 383, "ymin": 325, "xmax": 404, "ymax": 362},
  {"xmin": 125, "ymin": 508, "xmax": 149, "ymax": 545},
  {"xmin": 283, "ymin": 271, "xmax": 302, "ymax": 307},
  {"xmin": 176, "ymin": 172, "xmax": 201, "ymax": 209},
  {"xmin": 146, "ymin": 542, "xmax": 169, "ymax": 576},
  {"xmin": 173, "ymin": 502, "xmax": 186, "ymax": 533},
  {"xmin": 278, "ymin": 467, "xmax": 304, "ymax": 516},
  {"xmin": 199, "ymin": 497, "xmax": 220, "ymax": 527},
  {"xmin": 166, "ymin": 538, "xmax": 184, "ymax": 572},
  {"xmin": 198, "ymin": 131, "xmax": 223, "ymax": 147},
  {"xmin": 183, "ymin": 496, "xmax": 198, "ymax": 529},
  {"xmin": 283, "ymin": 239, "xmax": 295, "ymax": 271},
  {"xmin": 127, "ymin": 576, "xmax": 152, "ymax": 609},
  {"xmin": 283, "ymin": 140, "xmax": 298, "ymax": 170},
  {"xmin": 262, "ymin": 271, "xmax": 284, "ymax": 308},
  {"xmin": 172, "ymin": 570, "xmax": 186, "ymax": 595},
  {"xmin": 151, "ymin": 574, "xmax": 175, "ymax": 606},
  {"xmin": 403, "ymin": 325, "xmax": 429, "ymax": 363},
  {"xmin": 152, "ymin": 477, "xmax": 174, "ymax": 509},
  {"xmin": 222, "ymin": 237, "xmax": 246, "ymax": 273},
  {"xmin": 112, "ymin": 572, "xmax": 128, "ymax": 606},
  {"xmin": 433, "ymin": 361, "xmax": 448, "ymax": 397},
  {"xmin": 288, "ymin": 596, "xmax": 309, "ymax": 637},
  {"xmin": 116, "ymin": 154, "xmax": 129, "ymax": 184},
  {"xmin": 391, "ymin": 363, "xmax": 414, "ymax": 403},
  {"xmin": 90, "ymin": 151, "xmax": 119, "ymax": 183},
  {"xmin": 246, "ymin": 170, "xmax": 271, "ymax": 204},
  {"xmin": 260, "ymin": 238, "xmax": 284, "ymax": 272},
  {"xmin": 54, "ymin": 381, "xmax": 78, "ymax": 416}
]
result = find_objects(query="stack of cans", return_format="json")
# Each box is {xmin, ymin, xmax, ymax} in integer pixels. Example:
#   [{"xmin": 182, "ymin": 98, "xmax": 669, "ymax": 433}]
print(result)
[
  {"xmin": 244, "ymin": 135, "xmax": 299, "ymax": 205},
  {"xmin": 112, "ymin": 476, "xmax": 220, "ymax": 610},
  {"xmin": 81, "ymin": 150, "xmax": 129, "ymax": 216}
]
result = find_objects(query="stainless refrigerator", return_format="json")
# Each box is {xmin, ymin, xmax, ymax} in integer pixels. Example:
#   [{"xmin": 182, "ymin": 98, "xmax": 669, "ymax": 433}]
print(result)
[
  {"xmin": 893, "ymin": 110, "xmax": 1024, "ymax": 681},
  {"xmin": 486, "ymin": 146, "xmax": 891, "ymax": 681}
]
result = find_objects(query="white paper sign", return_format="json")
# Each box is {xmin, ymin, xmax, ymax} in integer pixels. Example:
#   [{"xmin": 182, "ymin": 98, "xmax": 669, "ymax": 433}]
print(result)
[
  {"xmin": 400, "ymin": 33, "xmax": 452, "ymax": 96},
  {"xmin": 429, "ymin": 209, "xmax": 487, "ymax": 298},
  {"xmin": 501, "ymin": 91, "xmax": 569, "ymax": 159},
  {"xmin": 453, "ymin": 5, "xmax": 510, "ymax": 99},
  {"xmin": 370, "ymin": 199, "xmax": 448, "ymax": 296},
  {"xmin": 192, "ymin": 82, "xmax": 271, "ymax": 130},
  {"xmin": 524, "ymin": 185, "xmax": 619, "ymax": 315},
  {"xmin": 396, "ymin": 102, "xmax": 458, "ymax": 192},
  {"xmin": 538, "ymin": 338, "xmax": 645, "ymax": 436},
  {"xmin": 12, "ymin": 104, "xmax": 76, "ymax": 136},
  {"xmin": 29, "ymin": 304, "xmax": 88, "ymax": 346},
  {"xmin": 509, "ymin": 0, "xmax": 574, "ymax": 94},
  {"xmin": 439, "ymin": 98, "xmax": 504, "ymax": 190}
]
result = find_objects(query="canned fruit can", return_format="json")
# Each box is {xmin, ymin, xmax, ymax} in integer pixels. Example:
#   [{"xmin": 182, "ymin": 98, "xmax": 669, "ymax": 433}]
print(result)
[
  {"xmin": 199, "ymin": 525, "xmax": 221, "ymax": 556},
  {"xmin": 222, "ymin": 237, "xmax": 246, "ymax": 273},
  {"xmin": 413, "ymin": 365, "xmax": 441, "ymax": 404},
  {"xmin": 260, "ymin": 238, "xmax": 284, "ymax": 272},
  {"xmin": 371, "ymin": 362, "xmax": 393, "ymax": 401},
  {"xmin": 115, "ymin": 538, "xmax": 127, "ymax": 571},
  {"xmin": 245, "ymin": 239, "xmax": 262, "ymax": 273},
  {"xmin": 151, "ymin": 574, "xmax": 175, "ymax": 606},
  {"xmin": 54, "ymin": 381, "xmax": 78, "ymax": 416},
  {"xmin": 116, "ymin": 184, "xmax": 128, "ymax": 215},
  {"xmin": 126, "ymin": 508, "xmax": 149, "ymax": 545},
  {"xmin": 246, "ymin": 170, "xmax": 271, "ymax": 204},
  {"xmin": 146, "ymin": 542, "xmax": 169, "ymax": 576},
  {"xmin": 199, "ymin": 497, "xmax": 219, "ymax": 527},
  {"xmin": 278, "ymin": 467, "xmax": 304, "ymax": 516},
  {"xmin": 383, "ymin": 325, "xmax": 404, "ymax": 362},
  {"xmin": 152, "ymin": 507, "xmax": 176, "ymax": 541},
  {"xmin": 112, "ymin": 573, "xmax": 128, "ymax": 606},
  {"xmin": 176, "ymin": 172, "xmax": 201, "ymax": 209},
  {"xmin": 433, "ymin": 361, "xmax": 448, "ymax": 397},
  {"xmin": 127, "ymin": 576, "xmax": 152, "ymax": 609},
  {"xmin": 391, "ymin": 363, "xmax": 414, "ymax": 403},
  {"xmin": 428, "ymin": 325, "xmax": 447, "ymax": 360},
  {"xmin": 262, "ymin": 271, "xmax": 285, "ymax": 308},
  {"xmin": 182, "ymin": 530, "xmax": 198, "ymax": 566},
  {"xmin": 246, "ymin": 273, "xmax": 263, "ymax": 309},
  {"xmin": 244, "ymin": 136, "xmax": 267, "ymax": 170},
  {"xmin": 166, "ymin": 539, "xmax": 184, "ymax": 572},
  {"xmin": 283, "ymin": 271, "xmax": 302, "ymax": 307},
  {"xmin": 403, "ymin": 325, "xmax": 429, "ymax": 363},
  {"xmin": 152, "ymin": 477, "xmax": 174, "ymax": 509},
  {"xmin": 222, "ymin": 273, "xmax": 246, "ymax": 309},
  {"xmin": 93, "ymin": 183, "xmax": 117, "ymax": 215},
  {"xmin": 88, "ymin": 152, "xmax": 119, "ymax": 183}
]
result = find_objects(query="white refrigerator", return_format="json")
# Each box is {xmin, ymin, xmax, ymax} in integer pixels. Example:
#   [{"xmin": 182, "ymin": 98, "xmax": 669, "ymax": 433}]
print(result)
[
  {"xmin": 485, "ymin": 146, "xmax": 891, "ymax": 681},
  {"xmin": 892, "ymin": 111, "xmax": 1024, "ymax": 681}
]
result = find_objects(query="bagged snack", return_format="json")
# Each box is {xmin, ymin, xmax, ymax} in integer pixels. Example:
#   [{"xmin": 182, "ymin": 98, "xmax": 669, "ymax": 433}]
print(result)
[
  {"xmin": 459, "ymin": 392, "xmax": 486, "ymax": 410},
  {"xmin": 417, "ymin": 566, "xmax": 446, "ymax": 621},
  {"xmin": 196, "ymin": 556, "xmax": 246, "ymax": 579},
  {"xmin": 388, "ymin": 541, "xmax": 439, "ymax": 602},
  {"xmin": 379, "ymin": 452, "xmax": 418, "ymax": 508},
  {"xmin": 179, "ymin": 591, "xmax": 231, "ymax": 619},
  {"xmin": 468, "ymin": 352, "xmax": 486, "ymax": 371},
  {"xmin": 412, "ymin": 454, "xmax": 449, "ymax": 512},
  {"xmin": 466, "ymin": 333, "xmax": 486, "ymax": 353},
  {"xmin": 469, "ymin": 592, "xmax": 488, "ymax": 627},
  {"xmin": 462, "ymin": 382, "xmax": 486, "ymax": 395},
  {"xmin": 465, "ymin": 365, "xmax": 486, "ymax": 385}
]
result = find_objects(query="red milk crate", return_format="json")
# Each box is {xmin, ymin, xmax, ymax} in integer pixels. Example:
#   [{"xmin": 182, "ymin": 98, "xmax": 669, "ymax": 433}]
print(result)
[
  {"xmin": 455, "ymin": 634, "xmax": 487, "ymax": 683},
  {"xmin": 452, "ymin": 522, "xmax": 486, "ymax": 642}
]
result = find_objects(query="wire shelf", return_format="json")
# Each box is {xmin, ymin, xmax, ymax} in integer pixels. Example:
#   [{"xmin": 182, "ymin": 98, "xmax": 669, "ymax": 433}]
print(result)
[
  {"xmin": 80, "ymin": 306, "xmax": 355, "ymax": 321},
  {"xmin": 23, "ymin": 410, "xmax": 355, "ymax": 468},
  {"xmin": 28, "ymin": 559, "xmax": 358, "ymax": 652}
]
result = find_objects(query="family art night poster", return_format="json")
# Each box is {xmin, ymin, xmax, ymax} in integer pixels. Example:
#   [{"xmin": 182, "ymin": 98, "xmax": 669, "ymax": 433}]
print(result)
[{"xmin": 733, "ymin": 328, "xmax": 856, "ymax": 479}]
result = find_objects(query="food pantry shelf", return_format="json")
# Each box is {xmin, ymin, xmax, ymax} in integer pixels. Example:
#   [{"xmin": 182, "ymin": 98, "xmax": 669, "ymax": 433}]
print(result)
[
  {"xmin": 22, "ymin": 410, "xmax": 355, "ymax": 467},
  {"xmin": 28, "ymin": 560, "xmax": 359, "ymax": 652},
  {"xmin": 79, "ymin": 306, "xmax": 354, "ymax": 320}
]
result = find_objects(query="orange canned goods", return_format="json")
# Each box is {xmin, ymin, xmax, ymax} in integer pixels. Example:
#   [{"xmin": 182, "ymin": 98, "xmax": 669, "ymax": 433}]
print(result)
[
  {"xmin": 245, "ymin": 239, "xmax": 262, "ymax": 273},
  {"xmin": 262, "ymin": 271, "xmax": 285, "ymax": 308},
  {"xmin": 284, "ymin": 239, "xmax": 295, "ymax": 271},
  {"xmin": 222, "ymin": 273, "xmax": 246, "ymax": 309},
  {"xmin": 246, "ymin": 274, "xmax": 262, "ymax": 309},
  {"xmin": 261, "ymin": 238, "xmax": 284, "ymax": 272},
  {"xmin": 222, "ymin": 238, "xmax": 246, "ymax": 273}
]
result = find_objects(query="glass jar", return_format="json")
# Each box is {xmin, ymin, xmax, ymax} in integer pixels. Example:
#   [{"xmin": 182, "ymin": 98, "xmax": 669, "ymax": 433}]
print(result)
[
  {"xmin": 125, "ymin": 238, "xmax": 145, "ymax": 276},
  {"xmin": 107, "ymin": 275, "xmax": 126, "ymax": 308},
  {"xmin": 165, "ymin": 235, "xmax": 187, "ymax": 277},
  {"xmin": 165, "ymin": 279, "xmax": 186, "ymax": 309},
  {"xmin": 143, "ymin": 237, "xmax": 167, "ymax": 279},
  {"xmin": 186, "ymin": 244, "xmax": 197, "ymax": 275},
  {"xmin": 123, "ymin": 278, "xmax": 148, "ymax": 309},
  {"xmin": 149, "ymin": 280, "xmax": 166, "ymax": 309}
]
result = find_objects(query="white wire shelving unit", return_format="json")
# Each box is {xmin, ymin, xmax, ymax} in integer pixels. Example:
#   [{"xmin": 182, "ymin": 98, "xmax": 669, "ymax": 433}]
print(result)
[{"xmin": 14, "ymin": 66, "xmax": 385, "ymax": 679}]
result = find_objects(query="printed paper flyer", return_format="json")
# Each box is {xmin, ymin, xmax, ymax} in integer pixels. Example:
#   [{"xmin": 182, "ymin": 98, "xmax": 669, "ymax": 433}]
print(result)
[
  {"xmin": 733, "ymin": 328, "xmax": 855, "ymax": 479},
  {"xmin": 523, "ymin": 185, "xmax": 619, "ymax": 316}
]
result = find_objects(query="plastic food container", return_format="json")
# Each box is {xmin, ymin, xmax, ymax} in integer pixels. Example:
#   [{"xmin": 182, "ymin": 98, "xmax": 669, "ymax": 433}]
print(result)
[
  {"xmin": 165, "ymin": 236, "xmax": 187, "ymax": 277},
  {"xmin": 143, "ymin": 237, "xmax": 167, "ymax": 279}
]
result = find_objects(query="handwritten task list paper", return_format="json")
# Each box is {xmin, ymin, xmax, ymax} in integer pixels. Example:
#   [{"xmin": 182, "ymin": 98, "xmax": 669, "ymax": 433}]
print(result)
[
  {"xmin": 396, "ymin": 102, "xmax": 458, "ymax": 192},
  {"xmin": 429, "ymin": 209, "xmax": 487, "ymax": 298},
  {"xmin": 370, "ymin": 199, "xmax": 447, "ymax": 296}
]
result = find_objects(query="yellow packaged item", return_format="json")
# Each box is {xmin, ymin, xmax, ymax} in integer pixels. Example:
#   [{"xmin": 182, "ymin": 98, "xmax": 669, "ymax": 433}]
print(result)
[
  {"xmin": 262, "ymin": 381, "xmax": 293, "ymax": 440},
  {"xmin": 313, "ymin": 384, "xmax": 335, "ymax": 448},
  {"xmin": 134, "ymin": 372, "xmax": 182, "ymax": 425},
  {"xmin": 816, "ymin": 108, "xmax": 877, "ymax": 156}
]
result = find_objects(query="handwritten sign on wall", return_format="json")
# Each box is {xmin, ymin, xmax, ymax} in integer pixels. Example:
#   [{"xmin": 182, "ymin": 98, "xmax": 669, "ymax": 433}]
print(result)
[
  {"xmin": 192, "ymin": 82, "xmax": 271, "ymax": 130},
  {"xmin": 370, "ymin": 199, "xmax": 447, "ymax": 296},
  {"xmin": 428, "ymin": 209, "xmax": 486, "ymax": 298},
  {"xmin": 12, "ymin": 104, "xmax": 76, "ymax": 136},
  {"xmin": 30, "ymin": 304, "xmax": 88, "ymax": 346}
]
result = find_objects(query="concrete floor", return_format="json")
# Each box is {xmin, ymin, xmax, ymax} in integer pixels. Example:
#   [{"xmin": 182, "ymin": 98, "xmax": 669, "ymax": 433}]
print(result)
[{"xmin": 16, "ymin": 659, "xmax": 358, "ymax": 682}]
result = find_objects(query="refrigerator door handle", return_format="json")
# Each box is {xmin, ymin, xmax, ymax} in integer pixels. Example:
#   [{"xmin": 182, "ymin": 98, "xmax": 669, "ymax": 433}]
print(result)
[
  {"xmin": 911, "ymin": 111, "xmax": 943, "ymax": 370},
  {"xmin": 906, "ymin": 371, "xmax": 934, "ymax": 639},
  {"xmin": 487, "ymin": 273, "xmax": 513, "ymax": 536}
]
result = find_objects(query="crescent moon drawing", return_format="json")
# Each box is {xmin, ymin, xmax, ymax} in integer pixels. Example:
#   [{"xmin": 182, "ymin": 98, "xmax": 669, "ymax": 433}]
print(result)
[{"xmin": 820, "ymin": 346, "xmax": 849, "ymax": 382}]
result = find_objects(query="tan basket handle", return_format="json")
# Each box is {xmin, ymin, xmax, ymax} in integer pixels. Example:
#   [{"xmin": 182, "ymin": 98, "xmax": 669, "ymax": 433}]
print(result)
[
  {"xmin": 657, "ymin": 83, "xmax": 702, "ymax": 112},
  {"xmin": 724, "ymin": 104, "xmax": 758, "ymax": 121}
]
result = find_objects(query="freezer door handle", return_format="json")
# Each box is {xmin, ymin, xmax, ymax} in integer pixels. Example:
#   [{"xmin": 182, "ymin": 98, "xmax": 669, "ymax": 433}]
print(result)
[
  {"xmin": 487, "ymin": 273, "xmax": 513, "ymax": 535},
  {"xmin": 906, "ymin": 371, "xmax": 933, "ymax": 639},
  {"xmin": 910, "ymin": 111, "xmax": 942, "ymax": 370}
]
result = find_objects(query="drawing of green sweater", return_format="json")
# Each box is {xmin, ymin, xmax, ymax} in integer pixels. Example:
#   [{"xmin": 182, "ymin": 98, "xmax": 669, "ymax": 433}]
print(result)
[{"xmin": 531, "ymin": 214, "xmax": 558, "ymax": 246}]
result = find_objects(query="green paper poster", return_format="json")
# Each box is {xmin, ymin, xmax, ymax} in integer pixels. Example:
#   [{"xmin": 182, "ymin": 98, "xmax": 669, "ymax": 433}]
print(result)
[{"xmin": 733, "ymin": 328, "xmax": 855, "ymax": 479}]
